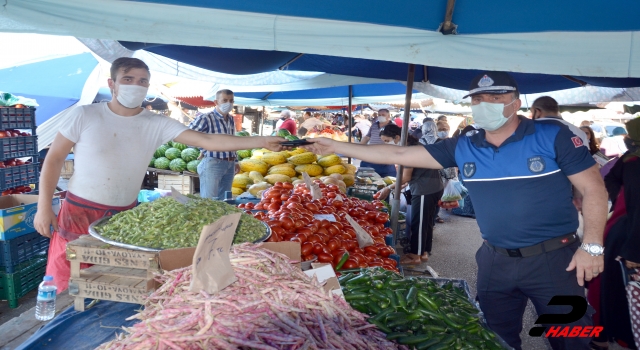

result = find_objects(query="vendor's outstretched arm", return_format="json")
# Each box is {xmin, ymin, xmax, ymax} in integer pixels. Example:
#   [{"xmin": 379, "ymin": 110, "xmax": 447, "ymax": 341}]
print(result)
[
  {"xmin": 34, "ymin": 132, "xmax": 75, "ymax": 238},
  {"xmin": 303, "ymin": 138, "xmax": 443, "ymax": 170},
  {"xmin": 174, "ymin": 130, "xmax": 285, "ymax": 152}
]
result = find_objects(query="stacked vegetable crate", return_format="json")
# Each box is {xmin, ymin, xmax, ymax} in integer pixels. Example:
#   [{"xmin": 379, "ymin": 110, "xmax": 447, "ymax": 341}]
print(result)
[
  {"xmin": 0, "ymin": 232, "xmax": 50, "ymax": 308},
  {"xmin": 0, "ymin": 106, "xmax": 47, "ymax": 308},
  {"xmin": 66, "ymin": 235, "xmax": 160, "ymax": 311},
  {"xmin": 0, "ymin": 107, "xmax": 39, "ymax": 195}
]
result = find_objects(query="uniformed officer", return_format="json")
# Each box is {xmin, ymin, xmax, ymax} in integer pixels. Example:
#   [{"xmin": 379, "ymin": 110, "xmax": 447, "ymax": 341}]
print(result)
[{"xmin": 303, "ymin": 71, "xmax": 608, "ymax": 350}]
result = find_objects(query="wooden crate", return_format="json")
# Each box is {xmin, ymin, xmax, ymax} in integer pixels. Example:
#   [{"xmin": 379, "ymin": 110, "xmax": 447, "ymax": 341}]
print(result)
[
  {"xmin": 157, "ymin": 173, "xmax": 199, "ymax": 195},
  {"xmin": 66, "ymin": 236, "xmax": 159, "ymax": 311}
]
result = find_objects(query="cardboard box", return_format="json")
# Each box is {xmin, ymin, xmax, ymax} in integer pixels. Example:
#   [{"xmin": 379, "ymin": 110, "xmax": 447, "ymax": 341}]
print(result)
[
  {"xmin": 0, "ymin": 195, "xmax": 61, "ymax": 240},
  {"xmin": 305, "ymin": 263, "xmax": 344, "ymax": 298},
  {"xmin": 155, "ymin": 242, "xmax": 302, "ymax": 289}
]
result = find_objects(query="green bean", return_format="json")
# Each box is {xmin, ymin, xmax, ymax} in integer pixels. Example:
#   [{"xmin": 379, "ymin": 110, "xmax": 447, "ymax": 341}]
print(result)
[{"xmin": 96, "ymin": 197, "xmax": 266, "ymax": 249}]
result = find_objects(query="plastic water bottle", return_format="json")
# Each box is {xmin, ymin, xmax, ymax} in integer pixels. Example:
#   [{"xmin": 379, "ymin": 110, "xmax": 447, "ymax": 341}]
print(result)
[{"xmin": 35, "ymin": 275, "xmax": 57, "ymax": 321}]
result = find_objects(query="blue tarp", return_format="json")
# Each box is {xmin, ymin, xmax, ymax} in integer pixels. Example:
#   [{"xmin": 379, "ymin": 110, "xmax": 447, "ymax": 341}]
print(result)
[
  {"xmin": 0, "ymin": 53, "xmax": 98, "ymax": 126},
  {"xmin": 17, "ymin": 299, "xmax": 139, "ymax": 350},
  {"xmin": 132, "ymin": 0, "xmax": 640, "ymax": 34},
  {"xmin": 120, "ymin": 42, "xmax": 640, "ymax": 93}
]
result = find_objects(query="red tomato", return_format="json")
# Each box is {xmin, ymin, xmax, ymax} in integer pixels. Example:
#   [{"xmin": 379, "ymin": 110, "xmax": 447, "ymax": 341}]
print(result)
[
  {"xmin": 312, "ymin": 243, "xmax": 325, "ymax": 255},
  {"xmin": 343, "ymin": 261, "xmax": 358, "ymax": 269},
  {"xmin": 282, "ymin": 182, "xmax": 294, "ymax": 190},
  {"xmin": 317, "ymin": 253, "xmax": 333, "ymax": 263},
  {"xmin": 364, "ymin": 245, "xmax": 380, "ymax": 255},
  {"xmin": 379, "ymin": 247, "xmax": 393, "ymax": 258},
  {"xmin": 301, "ymin": 242, "xmax": 313, "ymax": 256},
  {"xmin": 294, "ymin": 234, "xmax": 307, "ymax": 243},
  {"xmin": 307, "ymin": 234, "xmax": 322, "ymax": 243},
  {"xmin": 237, "ymin": 203, "xmax": 246, "ymax": 209},
  {"xmin": 280, "ymin": 217, "xmax": 294, "ymax": 230},
  {"xmin": 295, "ymin": 227, "xmax": 312, "ymax": 237},
  {"xmin": 303, "ymin": 254, "xmax": 316, "ymax": 262},
  {"xmin": 327, "ymin": 240, "xmax": 339, "ymax": 251},
  {"xmin": 268, "ymin": 202, "xmax": 281, "ymax": 211},
  {"xmin": 375, "ymin": 212, "xmax": 390, "ymax": 224},
  {"xmin": 274, "ymin": 182, "xmax": 284, "ymax": 188},
  {"xmin": 289, "ymin": 237, "xmax": 302, "ymax": 243},
  {"xmin": 368, "ymin": 261, "xmax": 383, "ymax": 267},
  {"xmin": 358, "ymin": 262, "xmax": 369, "ymax": 268},
  {"xmin": 382, "ymin": 258, "xmax": 398, "ymax": 267}
]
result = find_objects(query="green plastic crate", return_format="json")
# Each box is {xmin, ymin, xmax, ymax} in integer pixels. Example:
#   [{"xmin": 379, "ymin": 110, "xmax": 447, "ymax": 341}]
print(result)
[{"xmin": 0, "ymin": 256, "xmax": 47, "ymax": 308}]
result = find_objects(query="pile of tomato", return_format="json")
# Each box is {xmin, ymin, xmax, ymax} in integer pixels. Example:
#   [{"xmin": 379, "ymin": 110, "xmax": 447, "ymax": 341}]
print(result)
[
  {"xmin": 238, "ymin": 180, "xmax": 399, "ymax": 273},
  {"xmin": 2, "ymin": 185, "xmax": 32, "ymax": 196}
]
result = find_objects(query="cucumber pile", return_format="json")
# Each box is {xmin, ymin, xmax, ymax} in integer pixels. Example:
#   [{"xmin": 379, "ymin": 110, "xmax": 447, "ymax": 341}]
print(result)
[{"xmin": 340, "ymin": 268, "xmax": 506, "ymax": 350}]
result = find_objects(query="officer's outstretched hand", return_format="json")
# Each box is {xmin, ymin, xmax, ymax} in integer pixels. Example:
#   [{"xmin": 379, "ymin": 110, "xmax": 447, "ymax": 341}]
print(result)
[
  {"xmin": 301, "ymin": 138, "xmax": 337, "ymax": 155},
  {"xmin": 566, "ymin": 249, "xmax": 604, "ymax": 286}
]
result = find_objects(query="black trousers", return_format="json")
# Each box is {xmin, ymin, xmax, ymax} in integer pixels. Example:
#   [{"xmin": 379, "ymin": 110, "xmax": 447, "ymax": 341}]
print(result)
[
  {"xmin": 409, "ymin": 190, "xmax": 442, "ymax": 255},
  {"xmin": 476, "ymin": 241, "xmax": 593, "ymax": 350}
]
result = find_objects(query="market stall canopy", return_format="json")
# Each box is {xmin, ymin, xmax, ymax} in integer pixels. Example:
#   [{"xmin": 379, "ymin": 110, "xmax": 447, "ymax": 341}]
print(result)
[
  {"xmin": 0, "ymin": 52, "xmax": 99, "ymax": 125},
  {"xmin": 3, "ymin": 0, "xmax": 640, "ymax": 82},
  {"xmin": 217, "ymin": 83, "xmax": 432, "ymax": 107}
]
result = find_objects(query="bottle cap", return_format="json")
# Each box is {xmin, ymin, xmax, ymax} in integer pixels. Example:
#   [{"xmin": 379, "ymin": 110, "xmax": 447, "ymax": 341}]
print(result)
[{"xmin": 43, "ymin": 275, "xmax": 53, "ymax": 282}]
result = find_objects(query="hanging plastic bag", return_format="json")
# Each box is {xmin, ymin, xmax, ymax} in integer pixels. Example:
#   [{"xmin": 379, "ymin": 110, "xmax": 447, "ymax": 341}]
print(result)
[{"xmin": 441, "ymin": 180, "xmax": 463, "ymax": 202}]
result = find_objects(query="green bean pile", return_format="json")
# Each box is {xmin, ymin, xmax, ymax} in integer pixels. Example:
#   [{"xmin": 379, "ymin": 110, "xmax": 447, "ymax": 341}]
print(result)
[{"xmin": 95, "ymin": 197, "xmax": 267, "ymax": 249}]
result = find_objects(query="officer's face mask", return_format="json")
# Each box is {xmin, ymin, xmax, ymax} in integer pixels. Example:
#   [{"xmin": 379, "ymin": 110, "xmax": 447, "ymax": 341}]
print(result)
[{"xmin": 471, "ymin": 99, "xmax": 517, "ymax": 131}]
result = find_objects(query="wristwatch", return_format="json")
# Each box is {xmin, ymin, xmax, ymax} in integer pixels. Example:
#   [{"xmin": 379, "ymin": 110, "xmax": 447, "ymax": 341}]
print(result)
[{"xmin": 580, "ymin": 243, "xmax": 604, "ymax": 256}]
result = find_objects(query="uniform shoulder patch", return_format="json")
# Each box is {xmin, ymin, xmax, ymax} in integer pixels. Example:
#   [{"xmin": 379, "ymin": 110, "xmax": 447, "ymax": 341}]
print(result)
[
  {"xmin": 571, "ymin": 136, "xmax": 584, "ymax": 148},
  {"xmin": 462, "ymin": 162, "xmax": 476, "ymax": 178},
  {"xmin": 527, "ymin": 156, "xmax": 546, "ymax": 173}
]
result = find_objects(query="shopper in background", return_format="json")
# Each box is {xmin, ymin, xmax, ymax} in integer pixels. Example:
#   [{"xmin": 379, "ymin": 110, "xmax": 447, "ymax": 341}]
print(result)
[
  {"xmin": 393, "ymin": 114, "xmax": 404, "ymax": 128},
  {"xmin": 299, "ymin": 112, "xmax": 325, "ymax": 137},
  {"xmin": 419, "ymin": 118, "xmax": 438, "ymax": 146},
  {"xmin": 277, "ymin": 110, "xmax": 297, "ymax": 136},
  {"xmin": 435, "ymin": 121, "xmax": 456, "ymax": 224},
  {"xmin": 409, "ymin": 121, "xmax": 422, "ymax": 140},
  {"xmin": 600, "ymin": 127, "xmax": 628, "ymax": 158},
  {"xmin": 591, "ymin": 117, "xmax": 640, "ymax": 350},
  {"xmin": 359, "ymin": 108, "xmax": 396, "ymax": 177},
  {"xmin": 530, "ymin": 96, "xmax": 589, "ymax": 146},
  {"xmin": 580, "ymin": 126, "xmax": 601, "ymax": 156},
  {"xmin": 351, "ymin": 115, "xmax": 372, "ymax": 143},
  {"xmin": 374, "ymin": 124, "xmax": 443, "ymax": 264}
]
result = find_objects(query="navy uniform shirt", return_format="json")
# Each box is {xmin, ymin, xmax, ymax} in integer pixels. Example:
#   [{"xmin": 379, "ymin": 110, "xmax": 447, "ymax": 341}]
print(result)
[{"xmin": 425, "ymin": 117, "xmax": 595, "ymax": 249}]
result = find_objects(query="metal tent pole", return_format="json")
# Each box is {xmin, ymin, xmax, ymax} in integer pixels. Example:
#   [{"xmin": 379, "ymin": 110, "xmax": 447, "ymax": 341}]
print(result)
[
  {"xmin": 347, "ymin": 85, "xmax": 353, "ymax": 164},
  {"xmin": 390, "ymin": 64, "xmax": 415, "ymax": 245}
]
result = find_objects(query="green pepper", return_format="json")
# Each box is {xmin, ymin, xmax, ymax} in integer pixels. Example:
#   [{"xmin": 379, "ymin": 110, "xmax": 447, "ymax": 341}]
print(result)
[
  {"xmin": 335, "ymin": 252, "xmax": 350, "ymax": 270},
  {"xmin": 344, "ymin": 293, "xmax": 369, "ymax": 301},
  {"xmin": 367, "ymin": 318, "xmax": 392, "ymax": 333}
]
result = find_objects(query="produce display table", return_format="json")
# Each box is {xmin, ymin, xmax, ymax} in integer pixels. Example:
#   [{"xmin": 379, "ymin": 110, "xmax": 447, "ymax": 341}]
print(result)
[{"xmin": 16, "ymin": 299, "xmax": 139, "ymax": 350}]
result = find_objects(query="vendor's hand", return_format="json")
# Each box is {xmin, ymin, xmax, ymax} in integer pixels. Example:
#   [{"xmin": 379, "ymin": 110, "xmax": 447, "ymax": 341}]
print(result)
[
  {"xmin": 625, "ymin": 260, "xmax": 640, "ymax": 269},
  {"xmin": 376, "ymin": 187, "xmax": 391, "ymax": 201},
  {"xmin": 301, "ymin": 138, "xmax": 337, "ymax": 155},
  {"xmin": 197, "ymin": 152, "xmax": 204, "ymax": 160},
  {"xmin": 262, "ymin": 136, "xmax": 287, "ymax": 152},
  {"xmin": 234, "ymin": 163, "xmax": 240, "ymax": 174},
  {"xmin": 34, "ymin": 208, "xmax": 58, "ymax": 238},
  {"xmin": 566, "ymin": 248, "xmax": 604, "ymax": 286}
]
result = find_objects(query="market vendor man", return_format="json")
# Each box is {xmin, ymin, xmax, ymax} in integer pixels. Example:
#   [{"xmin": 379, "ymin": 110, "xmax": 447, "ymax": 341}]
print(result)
[
  {"xmin": 34, "ymin": 58, "xmax": 285, "ymax": 292},
  {"xmin": 303, "ymin": 71, "xmax": 608, "ymax": 350},
  {"xmin": 189, "ymin": 89, "xmax": 238, "ymax": 200}
]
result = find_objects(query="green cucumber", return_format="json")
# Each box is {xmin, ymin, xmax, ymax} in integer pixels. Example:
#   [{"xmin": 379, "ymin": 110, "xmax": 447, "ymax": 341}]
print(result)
[
  {"xmin": 416, "ymin": 338, "xmax": 442, "ymax": 349},
  {"xmin": 385, "ymin": 332, "xmax": 411, "ymax": 341},
  {"xmin": 397, "ymin": 334, "xmax": 432, "ymax": 345},
  {"xmin": 335, "ymin": 252, "xmax": 350, "ymax": 270}
]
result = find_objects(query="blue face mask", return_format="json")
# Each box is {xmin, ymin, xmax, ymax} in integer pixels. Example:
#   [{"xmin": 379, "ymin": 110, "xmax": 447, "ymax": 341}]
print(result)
[{"xmin": 471, "ymin": 99, "xmax": 516, "ymax": 131}]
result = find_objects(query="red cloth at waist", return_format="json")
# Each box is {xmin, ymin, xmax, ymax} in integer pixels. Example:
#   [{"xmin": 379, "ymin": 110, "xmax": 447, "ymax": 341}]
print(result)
[{"xmin": 57, "ymin": 192, "xmax": 137, "ymax": 241}]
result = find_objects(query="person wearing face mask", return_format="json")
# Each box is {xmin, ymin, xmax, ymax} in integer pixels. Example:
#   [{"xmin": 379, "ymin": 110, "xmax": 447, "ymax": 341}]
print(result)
[
  {"xmin": 277, "ymin": 110, "xmax": 297, "ymax": 136},
  {"xmin": 374, "ymin": 124, "xmax": 443, "ymax": 264},
  {"xmin": 302, "ymin": 71, "xmax": 608, "ymax": 350},
  {"xmin": 358, "ymin": 108, "xmax": 397, "ymax": 177},
  {"xmin": 189, "ymin": 89, "xmax": 242, "ymax": 200},
  {"xmin": 34, "ymin": 58, "xmax": 285, "ymax": 292},
  {"xmin": 409, "ymin": 121, "xmax": 422, "ymax": 140}
]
